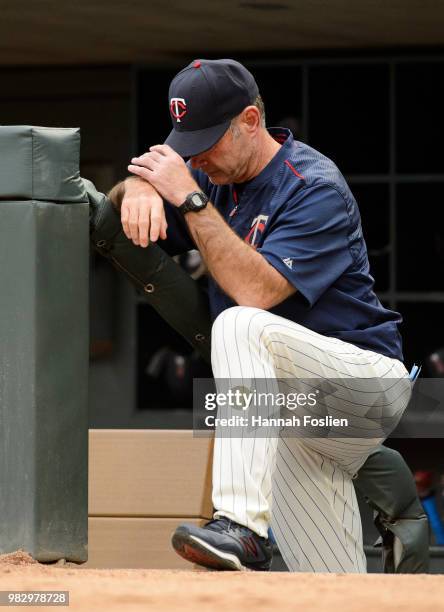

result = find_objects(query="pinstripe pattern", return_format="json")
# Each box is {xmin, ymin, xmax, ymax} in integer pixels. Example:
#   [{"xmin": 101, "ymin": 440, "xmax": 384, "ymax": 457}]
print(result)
[{"xmin": 211, "ymin": 306, "xmax": 411, "ymax": 573}]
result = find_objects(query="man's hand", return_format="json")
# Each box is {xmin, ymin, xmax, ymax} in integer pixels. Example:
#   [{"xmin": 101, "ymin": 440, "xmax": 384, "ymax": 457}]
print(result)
[
  {"xmin": 128, "ymin": 145, "xmax": 199, "ymax": 206},
  {"xmin": 119, "ymin": 177, "xmax": 168, "ymax": 248}
]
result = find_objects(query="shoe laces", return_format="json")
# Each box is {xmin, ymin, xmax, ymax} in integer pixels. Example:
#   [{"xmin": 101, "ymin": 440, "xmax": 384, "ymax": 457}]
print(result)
[{"xmin": 206, "ymin": 517, "xmax": 234, "ymax": 532}]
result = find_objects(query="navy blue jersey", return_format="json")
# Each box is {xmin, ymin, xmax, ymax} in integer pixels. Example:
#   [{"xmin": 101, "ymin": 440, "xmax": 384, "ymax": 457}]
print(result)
[{"xmin": 159, "ymin": 128, "xmax": 404, "ymax": 362}]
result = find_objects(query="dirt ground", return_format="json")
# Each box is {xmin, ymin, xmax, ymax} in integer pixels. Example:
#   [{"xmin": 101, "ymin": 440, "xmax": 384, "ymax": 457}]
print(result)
[{"xmin": 0, "ymin": 551, "xmax": 443, "ymax": 612}]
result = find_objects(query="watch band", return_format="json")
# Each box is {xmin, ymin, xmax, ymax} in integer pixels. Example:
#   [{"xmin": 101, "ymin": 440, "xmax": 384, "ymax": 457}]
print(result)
[{"xmin": 179, "ymin": 191, "xmax": 209, "ymax": 214}]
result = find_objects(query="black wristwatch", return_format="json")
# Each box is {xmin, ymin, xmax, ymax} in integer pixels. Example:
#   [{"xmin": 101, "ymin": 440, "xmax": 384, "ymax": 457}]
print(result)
[{"xmin": 179, "ymin": 191, "xmax": 209, "ymax": 214}]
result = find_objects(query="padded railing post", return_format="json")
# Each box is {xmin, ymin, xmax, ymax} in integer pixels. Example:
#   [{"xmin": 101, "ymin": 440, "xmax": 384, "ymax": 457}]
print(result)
[{"xmin": 0, "ymin": 126, "xmax": 89, "ymax": 562}]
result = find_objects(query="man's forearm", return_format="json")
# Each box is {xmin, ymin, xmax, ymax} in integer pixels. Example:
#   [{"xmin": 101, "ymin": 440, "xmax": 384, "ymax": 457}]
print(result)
[
  {"xmin": 107, "ymin": 176, "xmax": 154, "ymax": 211},
  {"xmin": 184, "ymin": 203, "xmax": 294, "ymax": 309},
  {"xmin": 107, "ymin": 180, "xmax": 126, "ymax": 210}
]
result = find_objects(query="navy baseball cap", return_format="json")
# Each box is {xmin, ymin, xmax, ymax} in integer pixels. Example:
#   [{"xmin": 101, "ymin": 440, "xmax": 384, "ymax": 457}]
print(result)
[{"xmin": 164, "ymin": 59, "xmax": 259, "ymax": 157}]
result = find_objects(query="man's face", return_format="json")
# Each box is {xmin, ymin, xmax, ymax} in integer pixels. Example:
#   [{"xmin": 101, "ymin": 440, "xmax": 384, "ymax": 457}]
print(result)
[{"xmin": 189, "ymin": 119, "xmax": 253, "ymax": 185}]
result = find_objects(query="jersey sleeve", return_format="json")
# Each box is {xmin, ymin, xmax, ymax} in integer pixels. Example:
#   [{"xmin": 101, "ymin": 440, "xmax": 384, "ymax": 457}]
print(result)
[
  {"xmin": 158, "ymin": 202, "xmax": 196, "ymax": 256},
  {"xmin": 257, "ymin": 184, "xmax": 354, "ymax": 307}
]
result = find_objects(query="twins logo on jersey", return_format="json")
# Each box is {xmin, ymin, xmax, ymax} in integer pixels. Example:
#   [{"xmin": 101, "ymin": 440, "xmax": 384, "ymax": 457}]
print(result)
[
  {"xmin": 244, "ymin": 214, "xmax": 269, "ymax": 248},
  {"xmin": 170, "ymin": 97, "xmax": 187, "ymax": 122}
]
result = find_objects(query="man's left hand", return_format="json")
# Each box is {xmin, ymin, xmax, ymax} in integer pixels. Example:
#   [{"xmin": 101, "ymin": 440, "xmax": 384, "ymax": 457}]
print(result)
[{"xmin": 128, "ymin": 144, "xmax": 199, "ymax": 207}]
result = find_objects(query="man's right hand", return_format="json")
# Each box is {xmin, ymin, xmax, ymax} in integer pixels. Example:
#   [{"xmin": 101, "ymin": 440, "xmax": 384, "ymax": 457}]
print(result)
[{"xmin": 112, "ymin": 177, "xmax": 168, "ymax": 248}]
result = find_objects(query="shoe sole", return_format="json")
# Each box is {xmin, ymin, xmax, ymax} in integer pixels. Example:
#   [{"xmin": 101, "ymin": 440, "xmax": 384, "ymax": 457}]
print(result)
[{"xmin": 172, "ymin": 529, "xmax": 248, "ymax": 571}]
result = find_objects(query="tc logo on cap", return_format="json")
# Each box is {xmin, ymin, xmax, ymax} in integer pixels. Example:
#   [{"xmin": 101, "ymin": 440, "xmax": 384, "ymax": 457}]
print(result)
[{"xmin": 170, "ymin": 97, "xmax": 187, "ymax": 123}]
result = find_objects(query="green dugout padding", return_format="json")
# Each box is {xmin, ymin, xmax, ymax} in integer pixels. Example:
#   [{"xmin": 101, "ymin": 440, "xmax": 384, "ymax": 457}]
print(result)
[{"xmin": 0, "ymin": 126, "xmax": 89, "ymax": 562}]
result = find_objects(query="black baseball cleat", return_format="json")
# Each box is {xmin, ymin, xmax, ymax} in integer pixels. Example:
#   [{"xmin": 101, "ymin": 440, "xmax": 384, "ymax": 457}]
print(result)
[{"xmin": 171, "ymin": 517, "xmax": 273, "ymax": 571}]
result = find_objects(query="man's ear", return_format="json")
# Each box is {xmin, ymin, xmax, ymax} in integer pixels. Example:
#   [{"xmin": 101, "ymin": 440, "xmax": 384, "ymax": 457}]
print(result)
[{"xmin": 241, "ymin": 106, "xmax": 261, "ymax": 133}]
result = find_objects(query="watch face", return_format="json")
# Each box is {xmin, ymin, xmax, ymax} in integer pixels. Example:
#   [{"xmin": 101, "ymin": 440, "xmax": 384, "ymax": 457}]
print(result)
[
  {"xmin": 182, "ymin": 191, "xmax": 208, "ymax": 214},
  {"xmin": 191, "ymin": 193, "xmax": 204, "ymax": 207}
]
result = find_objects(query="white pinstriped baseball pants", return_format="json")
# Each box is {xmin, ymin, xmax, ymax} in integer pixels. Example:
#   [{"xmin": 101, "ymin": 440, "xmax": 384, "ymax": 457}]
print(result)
[{"xmin": 210, "ymin": 306, "xmax": 411, "ymax": 573}]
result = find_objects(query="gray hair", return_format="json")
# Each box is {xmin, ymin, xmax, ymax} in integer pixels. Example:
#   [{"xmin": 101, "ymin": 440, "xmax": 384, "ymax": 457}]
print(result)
[
  {"xmin": 229, "ymin": 93, "xmax": 266, "ymax": 136},
  {"xmin": 253, "ymin": 94, "xmax": 266, "ymax": 127}
]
